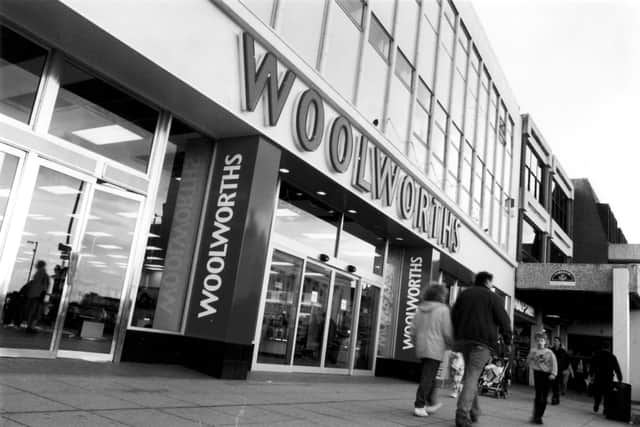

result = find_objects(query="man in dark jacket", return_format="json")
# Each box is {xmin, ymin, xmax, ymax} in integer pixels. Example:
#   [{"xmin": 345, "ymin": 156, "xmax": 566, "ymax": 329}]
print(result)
[
  {"xmin": 590, "ymin": 342, "xmax": 622, "ymax": 414},
  {"xmin": 551, "ymin": 337, "xmax": 570, "ymax": 404},
  {"xmin": 451, "ymin": 271, "xmax": 512, "ymax": 427}
]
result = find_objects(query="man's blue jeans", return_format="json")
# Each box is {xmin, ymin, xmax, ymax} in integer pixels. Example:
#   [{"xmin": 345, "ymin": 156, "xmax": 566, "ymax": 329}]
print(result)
[{"xmin": 457, "ymin": 344, "xmax": 491, "ymax": 418}]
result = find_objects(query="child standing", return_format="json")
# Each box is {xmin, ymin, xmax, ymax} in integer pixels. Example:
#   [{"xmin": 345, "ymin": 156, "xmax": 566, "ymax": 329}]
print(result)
[{"xmin": 527, "ymin": 331, "xmax": 558, "ymax": 425}]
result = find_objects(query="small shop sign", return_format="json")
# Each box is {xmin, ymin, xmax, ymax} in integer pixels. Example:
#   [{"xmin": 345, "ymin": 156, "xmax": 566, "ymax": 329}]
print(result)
[
  {"xmin": 514, "ymin": 299, "xmax": 535, "ymax": 318},
  {"xmin": 549, "ymin": 270, "xmax": 576, "ymax": 287}
]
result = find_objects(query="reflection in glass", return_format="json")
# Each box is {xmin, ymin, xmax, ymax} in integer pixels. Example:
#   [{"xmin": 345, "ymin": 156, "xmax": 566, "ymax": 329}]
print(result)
[
  {"xmin": 132, "ymin": 120, "xmax": 212, "ymax": 331},
  {"xmin": 325, "ymin": 273, "xmax": 355, "ymax": 368},
  {"xmin": 58, "ymin": 190, "xmax": 139, "ymax": 353},
  {"xmin": 0, "ymin": 167, "xmax": 83, "ymax": 350},
  {"xmin": 258, "ymin": 251, "xmax": 303, "ymax": 364},
  {"xmin": 49, "ymin": 61, "xmax": 159, "ymax": 173},
  {"xmin": 355, "ymin": 283, "xmax": 380, "ymax": 370},
  {"xmin": 0, "ymin": 25, "xmax": 47, "ymax": 124},
  {"xmin": 338, "ymin": 219, "xmax": 385, "ymax": 276},
  {"xmin": 294, "ymin": 263, "xmax": 330, "ymax": 367},
  {"xmin": 274, "ymin": 183, "xmax": 340, "ymax": 256}
]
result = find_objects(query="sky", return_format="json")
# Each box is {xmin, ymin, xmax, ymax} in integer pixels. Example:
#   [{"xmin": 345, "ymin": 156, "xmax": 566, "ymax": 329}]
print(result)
[{"xmin": 470, "ymin": 0, "xmax": 640, "ymax": 242}]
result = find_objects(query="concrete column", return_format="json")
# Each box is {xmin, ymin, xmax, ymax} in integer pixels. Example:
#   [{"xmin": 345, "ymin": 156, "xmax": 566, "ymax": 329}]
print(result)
[{"xmin": 612, "ymin": 268, "xmax": 630, "ymax": 381}]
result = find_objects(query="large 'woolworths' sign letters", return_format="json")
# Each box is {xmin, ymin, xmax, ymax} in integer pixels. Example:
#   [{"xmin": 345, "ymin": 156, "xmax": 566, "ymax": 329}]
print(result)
[{"xmin": 242, "ymin": 33, "xmax": 462, "ymax": 253}]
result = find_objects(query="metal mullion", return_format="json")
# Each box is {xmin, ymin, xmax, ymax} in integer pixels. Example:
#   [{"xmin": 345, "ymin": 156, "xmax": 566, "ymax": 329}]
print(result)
[
  {"xmin": 334, "ymin": 213, "xmax": 344, "ymax": 258},
  {"xmin": 0, "ymin": 145, "xmax": 27, "ymax": 283},
  {"xmin": 251, "ymin": 179, "xmax": 283, "ymax": 369},
  {"xmin": 31, "ymin": 49, "xmax": 64, "ymax": 134},
  {"xmin": 315, "ymin": 0, "xmax": 333, "ymax": 71},
  {"xmin": 424, "ymin": 0, "xmax": 445, "ymax": 175},
  {"xmin": 288, "ymin": 257, "xmax": 308, "ymax": 366},
  {"xmin": 51, "ymin": 173, "xmax": 95, "ymax": 355},
  {"xmin": 379, "ymin": 0, "xmax": 400, "ymax": 137},
  {"xmin": 113, "ymin": 111, "xmax": 171, "ymax": 361},
  {"xmin": 455, "ymin": 36, "xmax": 471, "ymax": 206},
  {"xmin": 442, "ymin": 8, "xmax": 460, "ymax": 196},
  {"xmin": 404, "ymin": 0, "xmax": 426, "ymax": 159},
  {"xmin": 319, "ymin": 269, "xmax": 336, "ymax": 368},
  {"xmin": 270, "ymin": 0, "xmax": 281, "ymax": 28},
  {"xmin": 370, "ymin": 281, "xmax": 384, "ymax": 373},
  {"xmin": 348, "ymin": 278, "xmax": 363, "ymax": 375},
  {"xmin": 352, "ymin": 0, "xmax": 371, "ymax": 106}
]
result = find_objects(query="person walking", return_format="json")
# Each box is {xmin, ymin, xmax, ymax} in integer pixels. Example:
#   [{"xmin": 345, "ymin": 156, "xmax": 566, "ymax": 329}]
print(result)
[
  {"xmin": 527, "ymin": 331, "xmax": 558, "ymax": 424},
  {"xmin": 451, "ymin": 271, "xmax": 512, "ymax": 427},
  {"xmin": 550, "ymin": 337, "xmax": 570, "ymax": 404},
  {"xmin": 410, "ymin": 284, "xmax": 454, "ymax": 418},
  {"xmin": 24, "ymin": 260, "xmax": 50, "ymax": 333},
  {"xmin": 589, "ymin": 341, "xmax": 622, "ymax": 415}
]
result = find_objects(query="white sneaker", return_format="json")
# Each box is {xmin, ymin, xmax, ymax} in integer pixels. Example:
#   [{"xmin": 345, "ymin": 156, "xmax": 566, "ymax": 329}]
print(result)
[
  {"xmin": 413, "ymin": 407, "xmax": 429, "ymax": 417},
  {"xmin": 425, "ymin": 402, "xmax": 443, "ymax": 413}
]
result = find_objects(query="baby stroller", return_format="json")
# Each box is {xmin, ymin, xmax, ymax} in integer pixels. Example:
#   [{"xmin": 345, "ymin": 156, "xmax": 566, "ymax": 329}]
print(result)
[{"xmin": 478, "ymin": 357, "xmax": 511, "ymax": 399}]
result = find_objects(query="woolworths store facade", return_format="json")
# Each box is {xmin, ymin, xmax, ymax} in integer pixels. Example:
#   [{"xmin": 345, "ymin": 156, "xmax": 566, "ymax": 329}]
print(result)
[{"xmin": 0, "ymin": 0, "xmax": 519, "ymax": 378}]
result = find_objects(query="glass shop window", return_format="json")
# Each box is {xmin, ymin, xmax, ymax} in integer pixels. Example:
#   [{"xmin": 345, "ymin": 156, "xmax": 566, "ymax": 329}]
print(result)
[
  {"xmin": 274, "ymin": 182, "xmax": 341, "ymax": 256},
  {"xmin": 131, "ymin": 120, "xmax": 213, "ymax": 331},
  {"xmin": 0, "ymin": 25, "xmax": 48, "ymax": 124},
  {"xmin": 386, "ymin": 49, "xmax": 413, "ymax": 151},
  {"xmin": 357, "ymin": 14, "xmax": 390, "ymax": 124},
  {"xmin": 521, "ymin": 219, "xmax": 544, "ymax": 262},
  {"xmin": 338, "ymin": 218, "xmax": 385, "ymax": 276},
  {"xmin": 336, "ymin": 0, "xmax": 366, "ymax": 28},
  {"xmin": 49, "ymin": 61, "xmax": 159, "ymax": 173},
  {"xmin": 369, "ymin": 15, "xmax": 392, "ymax": 63},
  {"xmin": 419, "ymin": 14, "xmax": 438, "ymax": 87}
]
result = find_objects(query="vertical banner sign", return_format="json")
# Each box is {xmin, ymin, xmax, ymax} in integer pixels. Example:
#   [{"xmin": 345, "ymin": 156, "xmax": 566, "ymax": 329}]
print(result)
[
  {"xmin": 395, "ymin": 247, "xmax": 434, "ymax": 361},
  {"xmin": 185, "ymin": 141, "xmax": 259, "ymax": 341}
]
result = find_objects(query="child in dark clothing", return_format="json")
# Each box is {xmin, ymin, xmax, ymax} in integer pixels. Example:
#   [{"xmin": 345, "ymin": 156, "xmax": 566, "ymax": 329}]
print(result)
[{"xmin": 526, "ymin": 331, "xmax": 558, "ymax": 425}]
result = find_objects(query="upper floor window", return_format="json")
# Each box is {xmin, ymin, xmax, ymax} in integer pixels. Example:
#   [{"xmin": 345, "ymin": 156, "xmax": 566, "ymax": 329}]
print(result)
[
  {"xmin": 551, "ymin": 180, "xmax": 571, "ymax": 234},
  {"xmin": 49, "ymin": 61, "xmax": 159, "ymax": 173},
  {"xmin": 369, "ymin": 15, "xmax": 392, "ymax": 63},
  {"xmin": 337, "ymin": 0, "xmax": 366, "ymax": 28},
  {"xmin": 524, "ymin": 145, "xmax": 544, "ymax": 204},
  {"xmin": 0, "ymin": 25, "xmax": 48, "ymax": 124},
  {"xmin": 521, "ymin": 219, "xmax": 544, "ymax": 263}
]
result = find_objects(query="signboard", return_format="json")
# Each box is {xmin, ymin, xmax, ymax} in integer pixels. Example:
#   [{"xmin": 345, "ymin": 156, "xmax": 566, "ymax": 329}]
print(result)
[
  {"xmin": 514, "ymin": 298, "xmax": 535, "ymax": 318},
  {"xmin": 185, "ymin": 141, "xmax": 257, "ymax": 340},
  {"xmin": 394, "ymin": 247, "xmax": 433, "ymax": 361},
  {"xmin": 241, "ymin": 32, "xmax": 462, "ymax": 254},
  {"xmin": 549, "ymin": 270, "xmax": 576, "ymax": 287}
]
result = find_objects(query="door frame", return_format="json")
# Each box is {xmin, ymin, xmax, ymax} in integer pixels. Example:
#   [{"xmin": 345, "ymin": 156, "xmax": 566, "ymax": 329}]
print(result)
[
  {"xmin": 252, "ymin": 243, "xmax": 383, "ymax": 375},
  {"xmin": 0, "ymin": 155, "xmax": 95, "ymax": 358},
  {"xmin": 55, "ymin": 182, "xmax": 145, "ymax": 362},
  {"xmin": 0, "ymin": 155, "xmax": 145, "ymax": 360}
]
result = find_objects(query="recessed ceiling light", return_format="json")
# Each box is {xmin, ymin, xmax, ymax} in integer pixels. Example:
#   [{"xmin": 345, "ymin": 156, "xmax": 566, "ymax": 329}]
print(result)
[
  {"xmin": 296, "ymin": 193, "xmax": 303, "ymax": 196},
  {"xmin": 304, "ymin": 272, "xmax": 327, "ymax": 277},
  {"xmin": 347, "ymin": 209, "xmax": 357, "ymax": 214},
  {"xmin": 175, "ymin": 177, "xmax": 182, "ymax": 181},
  {"xmin": 47, "ymin": 231, "xmax": 70, "ymax": 236},
  {"xmin": 29, "ymin": 215, "xmax": 54, "ymax": 221},
  {"xmin": 146, "ymin": 256, "xmax": 164, "ymax": 261},
  {"xmin": 148, "ymin": 233, "xmax": 161, "ymax": 238},
  {"xmin": 276, "ymin": 208, "xmax": 299, "ymax": 217},
  {"xmin": 86, "ymin": 232, "xmax": 113, "ymax": 237},
  {"xmin": 39, "ymin": 185, "xmax": 81, "ymax": 195},
  {"xmin": 395, "ymin": 237, "xmax": 404, "ymax": 241},
  {"xmin": 146, "ymin": 246, "xmax": 163, "ymax": 251},
  {"xmin": 107, "ymin": 254, "xmax": 129, "ymax": 259},
  {"xmin": 72, "ymin": 124, "xmax": 143, "ymax": 145},
  {"xmin": 271, "ymin": 261, "xmax": 294, "ymax": 267},
  {"xmin": 279, "ymin": 168, "xmax": 290, "ymax": 174},
  {"xmin": 117, "ymin": 212, "xmax": 139, "ymax": 219},
  {"xmin": 316, "ymin": 191, "xmax": 327, "ymax": 196},
  {"xmin": 97, "ymin": 244, "xmax": 122, "ymax": 250},
  {"xmin": 302, "ymin": 233, "xmax": 336, "ymax": 240}
]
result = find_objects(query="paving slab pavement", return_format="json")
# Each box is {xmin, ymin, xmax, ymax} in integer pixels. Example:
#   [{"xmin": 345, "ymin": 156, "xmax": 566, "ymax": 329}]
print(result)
[{"xmin": 0, "ymin": 359, "xmax": 631, "ymax": 426}]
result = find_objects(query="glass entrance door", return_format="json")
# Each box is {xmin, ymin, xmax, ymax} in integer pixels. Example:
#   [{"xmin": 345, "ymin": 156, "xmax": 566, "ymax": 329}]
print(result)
[
  {"xmin": 255, "ymin": 249, "xmax": 382, "ymax": 373},
  {"xmin": 0, "ymin": 158, "xmax": 142, "ymax": 358}
]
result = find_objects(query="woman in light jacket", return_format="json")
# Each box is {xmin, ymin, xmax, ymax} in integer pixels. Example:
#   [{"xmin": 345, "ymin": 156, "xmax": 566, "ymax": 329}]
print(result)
[{"xmin": 410, "ymin": 283, "xmax": 454, "ymax": 418}]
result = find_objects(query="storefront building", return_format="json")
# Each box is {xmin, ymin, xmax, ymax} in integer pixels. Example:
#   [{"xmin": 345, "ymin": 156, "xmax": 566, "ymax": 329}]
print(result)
[{"xmin": 0, "ymin": 0, "xmax": 520, "ymax": 378}]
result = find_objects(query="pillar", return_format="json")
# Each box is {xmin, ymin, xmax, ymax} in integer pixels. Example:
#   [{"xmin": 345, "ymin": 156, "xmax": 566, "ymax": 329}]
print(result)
[
  {"xmin": 630, "ymin": 311, "xmax": 640, "ymax": 401},
  {"xmin": 184, "ymin": 136, "xmax": 281, "ymax": 378},
  {"xmin": 612, "ymin": 268, "xmax": 630, "ymax": 381}
]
